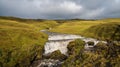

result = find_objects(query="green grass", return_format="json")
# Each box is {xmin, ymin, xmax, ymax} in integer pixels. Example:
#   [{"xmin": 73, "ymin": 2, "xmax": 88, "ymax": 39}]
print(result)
[
  {"xmin": 0, "ymin": 17, "xmax": 59, "ymax": 67},
  {"xmin": 0, "ymin": 16, "xmax": 59, "ymax": 30},
  {"xmin": 25, "ymin": 20, "xmax": 59, "ymax": 30},
  {"xmin": 51, "ymin": 20, "xmax": 107, "ymax": 34}
]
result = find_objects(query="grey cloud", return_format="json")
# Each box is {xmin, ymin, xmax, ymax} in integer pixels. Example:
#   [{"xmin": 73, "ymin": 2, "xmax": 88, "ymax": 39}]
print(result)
[{"xmin": 0, "ymin": 0, "xmax": 120, "ymax": 19}]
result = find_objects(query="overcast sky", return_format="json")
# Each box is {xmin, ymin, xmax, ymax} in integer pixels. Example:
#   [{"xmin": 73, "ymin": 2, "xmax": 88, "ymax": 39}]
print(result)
[{"xmin": 0, "ymin": 0, "xmax": 120, "ymax": 19}]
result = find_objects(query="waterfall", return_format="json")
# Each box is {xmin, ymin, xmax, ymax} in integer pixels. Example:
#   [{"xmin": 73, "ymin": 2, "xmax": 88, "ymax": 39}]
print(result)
[
  {"xmin": 44, "ymin": 40, "xmax": 73, "ymax": 55},
  {"xmin": 42, "ymin": 30, "xmax": 106, "ymax": 55}
]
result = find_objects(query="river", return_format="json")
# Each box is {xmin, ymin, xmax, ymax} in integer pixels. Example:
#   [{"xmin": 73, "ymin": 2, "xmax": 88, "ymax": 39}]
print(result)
[{"xmin": 34, "ymin": 30, "xmax": 106, "ymax": 67}]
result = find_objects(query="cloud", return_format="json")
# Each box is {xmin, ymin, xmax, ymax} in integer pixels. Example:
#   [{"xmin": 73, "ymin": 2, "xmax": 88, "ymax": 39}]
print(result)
[
  {"xmin": 0, "ymin": 0, "xmax": 120, "ymax": 19},
  {"xmin": 79, "ymin": 8, "xmax": 105, "ymax": 19},
  {"xmin": 60, "ymin": 1, "xmax": 82, "ymax": 13}
]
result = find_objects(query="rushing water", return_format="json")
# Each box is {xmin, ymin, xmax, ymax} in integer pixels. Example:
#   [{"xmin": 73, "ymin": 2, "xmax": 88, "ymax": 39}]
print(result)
[
  {"xmin": 44, "ymin": 40, "xmax": 73, "ymax": 55},
  {"xmin": 36, "ymin": 30, "xmax": 106, "ymax": 67},
  {"xmin": 41, "ymin": 30, "xmax": 106, "ymax": 55}
]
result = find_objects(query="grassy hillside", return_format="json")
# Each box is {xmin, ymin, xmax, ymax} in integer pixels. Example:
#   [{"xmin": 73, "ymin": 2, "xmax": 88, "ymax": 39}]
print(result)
[
  {"xmin": 51, "ymin": 19, "xmax": 120, "ymax": 41},
  {"xmin": 0, "ymin": 17, "xmax": 58, "ymax": 67},
  {"xmin": 85, "ymin": 22, "xmax": 120, "ymax": 41},
  {"xmin": 0, "ymin": 16, "xmax": 59, "ymax": 30},
  {"xmin": 0, "ymin": 16, "xmax": 120, "ymax": 67}
]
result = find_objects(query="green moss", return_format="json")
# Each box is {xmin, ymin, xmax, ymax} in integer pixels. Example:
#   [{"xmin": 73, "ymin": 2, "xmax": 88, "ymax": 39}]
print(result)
[
  {"xmin": 44, "ymin": 50, "xmax": 67, "ymax": 61},
  {"xmin": 50, "ymin": 50, "xmax": 67, "ymax": 60},
  {"xmin": 63, "ymin": 39, "xmax": 85, "ymax": 67},
  {"xmin": 67, "ymin": 39, "xmax": 85, "ymax": 55}
]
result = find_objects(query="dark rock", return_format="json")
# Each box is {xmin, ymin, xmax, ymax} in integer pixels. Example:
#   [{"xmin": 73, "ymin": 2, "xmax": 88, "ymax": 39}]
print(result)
[{"xmin": 87, "ymin": 41, "xmax": 94, "ymax": 46}]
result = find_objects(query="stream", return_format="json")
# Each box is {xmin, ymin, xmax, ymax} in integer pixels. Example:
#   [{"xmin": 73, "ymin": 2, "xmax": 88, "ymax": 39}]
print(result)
[{"xmin": 35, "ymin": 30, "xmax": 106, "ymax": 67}]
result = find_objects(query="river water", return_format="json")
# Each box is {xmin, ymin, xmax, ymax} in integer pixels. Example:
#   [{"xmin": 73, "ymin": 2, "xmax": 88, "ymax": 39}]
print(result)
[{"xmin": 36, "ymin": 30, "xmax": 106, "ymax": 67}]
